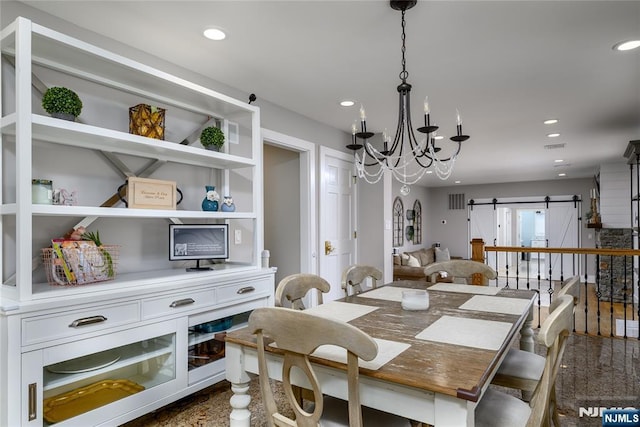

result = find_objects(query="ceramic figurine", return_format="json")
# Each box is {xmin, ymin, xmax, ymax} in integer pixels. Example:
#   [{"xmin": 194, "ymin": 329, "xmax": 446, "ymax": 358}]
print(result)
[{"xmin": 221, "ymin": 195, "xmax": 236, "ymax": 212}]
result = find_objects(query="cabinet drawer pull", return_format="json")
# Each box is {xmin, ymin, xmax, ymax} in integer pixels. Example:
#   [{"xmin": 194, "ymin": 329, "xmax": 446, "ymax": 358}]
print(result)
[
  {"xmin": 68, "ymin": 315, "xmax": 108, "ymax": 328},
  {"xmin": 170, "ymin": 298, "xmax": 195, "ymax": 308},
  {"xmin": 28, "ymin": 383, "xmax": 37, "ymax": 421},
  {"xmin": 237, "ymin": 286, "xmax": 255, "ymax": 294}
]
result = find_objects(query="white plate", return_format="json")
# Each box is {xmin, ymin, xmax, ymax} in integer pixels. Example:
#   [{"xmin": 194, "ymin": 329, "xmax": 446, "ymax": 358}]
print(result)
[{"xmin": 46, "ymin": 349, "xmax": 121, "ymax": 374}]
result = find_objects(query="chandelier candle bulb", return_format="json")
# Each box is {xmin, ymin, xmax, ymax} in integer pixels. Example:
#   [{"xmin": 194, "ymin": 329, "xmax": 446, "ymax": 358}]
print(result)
[
  {"xmin": 424, "ymin": 96, "xmax": 430, "ymax": 114},
  {"xmin": 456, "ymin": 109, "xmax": 462, "ymax": 125}
]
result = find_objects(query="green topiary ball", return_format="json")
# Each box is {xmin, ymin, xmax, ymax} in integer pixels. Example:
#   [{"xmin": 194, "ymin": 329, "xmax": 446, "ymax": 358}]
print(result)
[
  {"xmin": 200, "ymin": 126, "xmax": 225, "ymax": 148},
  {"xmin": 42, "ymin": 87, "xmax": 83, "ymax": 118}
]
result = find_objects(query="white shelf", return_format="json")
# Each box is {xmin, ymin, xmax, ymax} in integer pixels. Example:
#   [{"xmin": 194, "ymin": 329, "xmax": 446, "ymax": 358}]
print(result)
[
  {"xmin": 188, "ymin": 330, "xmax": 226, "ymax": 347},
  {"xmin": 1, "ymin": 204, "xmax": 257, "ymax": 219},
  {"xmin": 2, "ymin": 113, "xmax": 255, "ymax": 169},
  {"xmin": 3, "ymin": 19, "xmax": 257, "ymax": 118},
  {"xmin": 43, "ymin": 339, "xmax": 174, "ymax": 391},
  {"xmin": 30, "ymin": 264, "xmax": 259, "ymax": 299},
  {"xmin": 2, "ymin": 204, "xmax": 256, "ymax": 219}
]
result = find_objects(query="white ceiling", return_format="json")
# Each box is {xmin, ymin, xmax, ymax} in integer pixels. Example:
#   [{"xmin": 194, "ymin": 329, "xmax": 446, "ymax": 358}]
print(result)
[{"xmin": 18, "ymin": 0, "xmax": 640, "ymax": 187}]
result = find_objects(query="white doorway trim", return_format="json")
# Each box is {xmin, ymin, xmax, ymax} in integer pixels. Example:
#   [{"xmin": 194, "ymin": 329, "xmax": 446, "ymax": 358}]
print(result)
[{"xmin": 261, "ymin": 128, "xmax": 317, "ymax": 274}]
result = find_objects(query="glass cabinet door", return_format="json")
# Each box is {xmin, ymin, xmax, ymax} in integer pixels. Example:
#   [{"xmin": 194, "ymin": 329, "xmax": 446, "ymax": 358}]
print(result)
[
  {"xmin": 187, "ymin": 311, "xmax": 251, "ymax": 384},
  {"xmin": 188, "ymin": 319, "xmax": 228, "ymax": 374},
  {"xmin": 41, "ymin": 332, "xmax": 176, "ymax": 425}
]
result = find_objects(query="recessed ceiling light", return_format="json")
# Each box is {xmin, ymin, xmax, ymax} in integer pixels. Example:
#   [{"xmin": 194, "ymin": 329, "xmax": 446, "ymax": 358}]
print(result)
[
  {"xmin": 613, "ymin": 40, "xmax": 640, "ymax": 51},
  {"xmin": 544, "ymin": 119, "xmax": 558, "ymax": 125},
  {"xmin": 455, "ymin": 180, "xmax": 461, "ymax": 184},
  {"xmin": 554, "ymin": 159, "xmax": 564, "ymax": 163},
  {"xmin": 203, "ymin": 28, "xmax": 226, "ymax": 41},
  {"xmin": 434, "ymin": 135, "xmax": 444, "ymax": 140},
  {"xmin": 547, "ymin": 133, "xmax": 560, "ymax": 138},
  {"xmin": 340, "ymin": 100, "xmax": 355, "ymax": 107},
  {"xmin": 558, "ymin": 173, "xmax": 566, "ymax": 177},
  {"xmin": 426, "ymin": 170, "xmax": 433, "ymax": 174}
]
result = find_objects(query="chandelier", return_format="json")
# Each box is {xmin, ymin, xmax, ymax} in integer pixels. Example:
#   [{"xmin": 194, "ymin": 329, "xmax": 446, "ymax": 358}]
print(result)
[{"xmin": 346, "ymin": 0, "xmax": 469, "ymax": 195}]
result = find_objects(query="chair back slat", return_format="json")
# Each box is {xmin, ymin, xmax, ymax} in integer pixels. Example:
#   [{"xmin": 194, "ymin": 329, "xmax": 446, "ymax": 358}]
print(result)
[
  {"xmin": 342, "ymin": 265, "xmax": 383, "ymax": 296},
  {"xmin": 550, "ymin": 275, "xmax": 580, "ymax": 312},
  {"xmin": 249, "ymin": 307, "xmax": 378, "ymax": 427},
  {"xmin": 275, "ymin": 273, "xmax": 331, "ymax": 310},
  {"xmin": 526, "ymin": 295, "xmax": 573, "ymax": 427},
  {"xmin": 423, "ymin": 260, "xmax": 497, "ymax": 284}
]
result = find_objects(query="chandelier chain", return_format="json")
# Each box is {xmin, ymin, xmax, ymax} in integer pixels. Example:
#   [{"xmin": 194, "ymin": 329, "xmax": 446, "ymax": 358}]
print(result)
[{"xmin": 399, "ymin": 10, "xmax": 408, "ymax": 82}]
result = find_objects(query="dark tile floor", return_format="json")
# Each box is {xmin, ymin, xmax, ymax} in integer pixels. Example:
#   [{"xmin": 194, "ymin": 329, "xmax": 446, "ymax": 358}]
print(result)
[{"xmin": 123, "ymin": 333, "xmax": 639, "ymax": 426}]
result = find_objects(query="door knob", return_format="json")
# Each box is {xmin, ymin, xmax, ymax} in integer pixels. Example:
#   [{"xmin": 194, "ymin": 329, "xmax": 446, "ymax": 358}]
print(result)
[{"xmin": 325, "ymin": 240, "xmax": 335, "ymax": 255}]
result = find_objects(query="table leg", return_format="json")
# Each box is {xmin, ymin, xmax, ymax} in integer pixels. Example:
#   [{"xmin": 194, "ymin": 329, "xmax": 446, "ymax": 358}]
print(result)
[
  {"xmin": 229, "ymin": 381, "xmax": 252, "ymax": 427},
  {"xmin": 519, "ymin": 309, "xmax": 534, "ymax": 353},
  {"xmin": 226, "ymin": 343, "xmax": 252, "ymax": 427},
  {"xmin": 519, "ymin": 308, "xmax": 535, "ymax": 402},
  {"xmin": 434, "ymin": 393, "xmax": 474, "ymax": 426}
]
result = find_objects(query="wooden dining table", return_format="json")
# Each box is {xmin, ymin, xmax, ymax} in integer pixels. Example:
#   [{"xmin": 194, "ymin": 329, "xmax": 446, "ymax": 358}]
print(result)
[{"xmin": 225, "ymin": 280, "xmax": 536, "ymax": 426}]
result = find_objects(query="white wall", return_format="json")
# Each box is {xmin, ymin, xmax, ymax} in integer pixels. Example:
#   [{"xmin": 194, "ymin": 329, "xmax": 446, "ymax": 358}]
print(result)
[{"xmin": 356, "ymin": 179, "xmax": 384, "ymax": 271}]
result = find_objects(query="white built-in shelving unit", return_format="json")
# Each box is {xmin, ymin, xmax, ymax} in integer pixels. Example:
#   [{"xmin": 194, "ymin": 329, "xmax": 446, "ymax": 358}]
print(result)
[{"xmin": 1, "ymin": 17, "xmax": 274, "ymax": 426}]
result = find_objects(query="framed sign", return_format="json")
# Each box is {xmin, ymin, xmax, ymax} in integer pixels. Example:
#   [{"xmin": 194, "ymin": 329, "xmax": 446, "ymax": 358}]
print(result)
[{"xmin": 123, "ymin": 177, "xmax": 179, "ymax": 209}]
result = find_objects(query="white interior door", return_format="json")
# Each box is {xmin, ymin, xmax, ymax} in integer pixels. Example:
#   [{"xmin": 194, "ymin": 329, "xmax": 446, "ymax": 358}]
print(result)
[
  {"xmin": 468, "ymin": 204, "xmax": 498, "ymax": 271},
  {"xmin": 547, "ymin": 202, "xmax": 579, "ymax": 280},
  {"xmin": 469, "ymin": 197, "xmax": 579, "ymax": 280},
  {"xmin": 319, "ymin": 147, "xmax": 356, "ymax": 303}
]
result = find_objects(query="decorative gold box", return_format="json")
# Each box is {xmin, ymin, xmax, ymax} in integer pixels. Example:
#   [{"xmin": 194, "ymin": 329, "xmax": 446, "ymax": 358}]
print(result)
[{"xmin": 129, "ymin": 104, "xmax": 165, "ymax": 140}]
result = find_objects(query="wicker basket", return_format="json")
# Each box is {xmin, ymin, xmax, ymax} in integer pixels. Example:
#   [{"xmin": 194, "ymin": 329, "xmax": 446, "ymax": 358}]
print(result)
[
  {"xmin": 129, "ymin": 104, "xmax": 165, "ymax": 140},
  {"xmin": 42, "ymin": 245, "xmax": 120, "ymax": 286}
]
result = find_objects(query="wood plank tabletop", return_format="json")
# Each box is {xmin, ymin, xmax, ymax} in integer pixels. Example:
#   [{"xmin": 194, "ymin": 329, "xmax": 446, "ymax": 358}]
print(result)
[{"xmin": 225, "ymin": 280, "xmax": 536, "ymax": 402}]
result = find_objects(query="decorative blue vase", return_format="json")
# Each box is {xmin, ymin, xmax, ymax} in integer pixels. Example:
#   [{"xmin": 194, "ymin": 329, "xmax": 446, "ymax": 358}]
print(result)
[
  {"xmin": 221, "ymin": 196, "xmax": 236, "ymax": 212},
  {"xmin": 202, "ymin": 185, "xmax": 219, "ymax": 211}
]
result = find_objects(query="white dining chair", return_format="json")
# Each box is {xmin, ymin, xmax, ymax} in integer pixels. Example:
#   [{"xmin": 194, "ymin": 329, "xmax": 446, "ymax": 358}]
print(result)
[
  {"xmin": 475, "ymin": 295, "xmax": 574, "ymax": 427},
  {"xmin": 490, "ymin": 276, "xmax": 580, "ymax": 425},
  {"xmin": 249, "ymin": 307, "xmax": 411, "ymax": 427},
  {"xmin": 275, "ymin": 273, "xmax": 331, "ymax": 310},
  {"xmin": 423, "ymin": 260, "xmax": 497, "ymax": 284},
  {"xmin": 341, "ymin": 265, "xmax": 382, "ymax": 296}
]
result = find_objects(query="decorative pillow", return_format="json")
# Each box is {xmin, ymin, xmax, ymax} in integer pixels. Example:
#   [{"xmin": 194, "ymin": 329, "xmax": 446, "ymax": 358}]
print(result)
[
  {"xmin": 435, "ymin": 247, "xmax": 451, "ymax": 262},
  {"xmin": 400, "ymin": 253, "xmax": 410, "ymax": 266},
  {"xmin": 407, "ymin": 254, "xmax": 421, "ymax": 267},
  {"xmin": 415, "ymin": 249, "xmax": 434, "ymax": 266}
]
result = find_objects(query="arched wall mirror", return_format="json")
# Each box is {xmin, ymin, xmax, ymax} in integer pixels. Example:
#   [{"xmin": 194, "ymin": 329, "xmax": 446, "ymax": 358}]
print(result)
[{"xmin": 393, "ymin": 197, "xmax": 404, "ymax": 247}]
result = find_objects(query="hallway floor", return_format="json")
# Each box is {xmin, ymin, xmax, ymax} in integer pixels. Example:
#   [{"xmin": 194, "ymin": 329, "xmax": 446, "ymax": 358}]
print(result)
[{"xmin": 551, "ymin": 334, "xmax": 639, "ymax": 426}]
